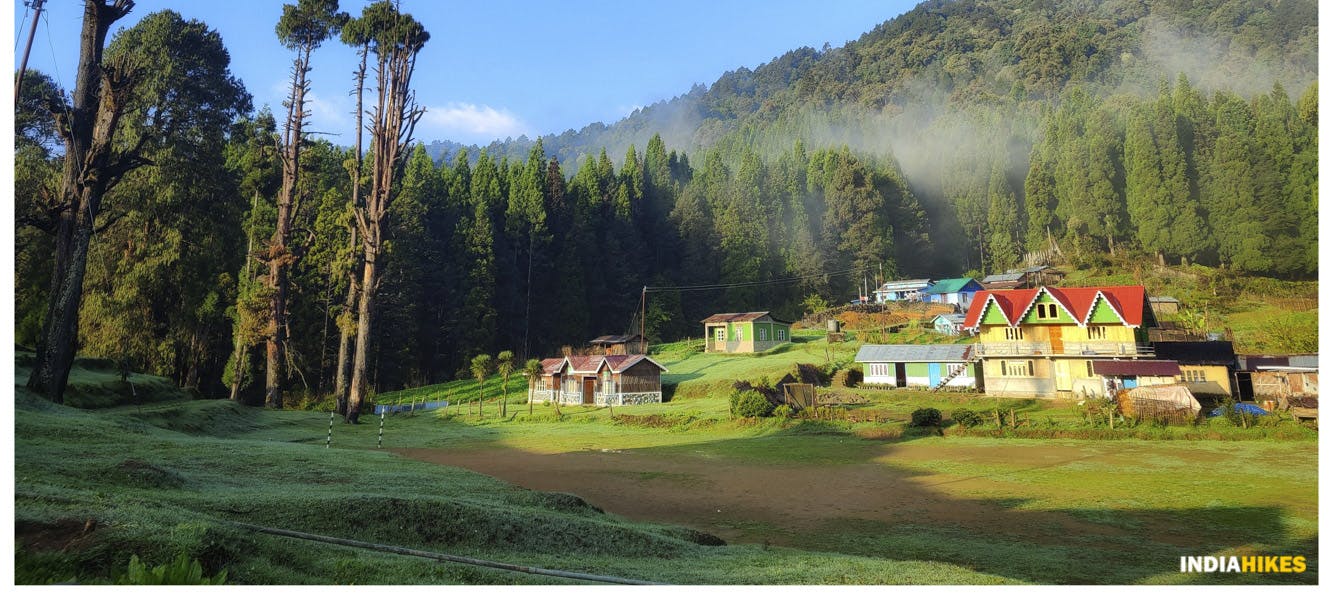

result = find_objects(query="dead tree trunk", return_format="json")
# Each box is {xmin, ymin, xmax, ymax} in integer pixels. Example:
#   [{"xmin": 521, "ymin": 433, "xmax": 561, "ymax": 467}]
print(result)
[
  {"xmin": 264, "ymin": 44, "xmax": 316, "ymax": 409},
  {"xmin": 334, "ymin": 42, "xmax": 368, "ymax": 419},
  {"xmin": 27, "ymin": 0, "xmax": 138, "ymax": 403},
  {"xmin": 345, "ymin": 12, "xmax": 428, "ymax": 424}
]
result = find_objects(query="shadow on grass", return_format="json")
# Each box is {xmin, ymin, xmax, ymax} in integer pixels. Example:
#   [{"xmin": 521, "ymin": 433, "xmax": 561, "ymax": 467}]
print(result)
[{"xmin": 402, "ymin": 421, "xmax": 1319, "ymax": 585}]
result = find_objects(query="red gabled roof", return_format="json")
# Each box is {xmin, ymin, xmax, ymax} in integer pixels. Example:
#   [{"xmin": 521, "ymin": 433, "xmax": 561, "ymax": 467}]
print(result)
[
  {"xmin": 543, "ymin": 354, "xmax": 669, "ymax": 375},
  {"xmin": 963, "ymin": 285, "xmax": 1148, "ymax": 328},
  {"xmin": 540, "ymin": 358, "xmax": 564, "ymax": 375}
]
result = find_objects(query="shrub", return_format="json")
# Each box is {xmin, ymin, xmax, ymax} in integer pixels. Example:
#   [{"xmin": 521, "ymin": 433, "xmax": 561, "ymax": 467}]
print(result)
[
  {"xmin": 832, "ymin": 367, "xmax": 862, "ymax": 388},
  {"xmin": 910, "ymin": 407, "xmax": 942, "ymax": 427},
  {"xmin": 951, "ymin": 408, "xmax": 984, "ymax": 428},
  {"xmin": 116, "ymin": 554, "xmax": 227, "ymax": 585},
  {"xmin": 730, "ymin": 389, "xmax": 775, "ymax": 418},
  {"xmin": 773, "ymin": 404, "xmax": 794, "ymax": 419}
]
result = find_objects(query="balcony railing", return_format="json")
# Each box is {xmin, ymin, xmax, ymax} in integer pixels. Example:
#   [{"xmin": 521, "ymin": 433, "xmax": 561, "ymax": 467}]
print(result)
[{"xmin": 974, "ymin": 341, "xmax": 1153, "ymax": 357}]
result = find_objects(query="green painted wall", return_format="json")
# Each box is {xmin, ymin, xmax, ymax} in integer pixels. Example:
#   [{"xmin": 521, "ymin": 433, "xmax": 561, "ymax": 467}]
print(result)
[
  {"xmin": 1087, "ymin": 297, "xmax": 1124, "ymax": 324},
  {"xmin": 905, "ymin": 363, "xmax": 929, "ymax": 377},
  {"xmin": 1019, "ymin": 291, "xmax": 1077, "ymax": 324},
  {"xmin": 980, "ymin": 302, "xmax": 1010, "ymax": 325}
]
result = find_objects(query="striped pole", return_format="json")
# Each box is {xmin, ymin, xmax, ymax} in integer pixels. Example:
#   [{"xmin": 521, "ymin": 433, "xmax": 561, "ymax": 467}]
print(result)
[
  {"xmin": 378, "ymin": 411, "xmax": 385, "ymax": 449},
  {"xmin": 326, "ymin": 410, "xmax": 334, "ymax": 448}
]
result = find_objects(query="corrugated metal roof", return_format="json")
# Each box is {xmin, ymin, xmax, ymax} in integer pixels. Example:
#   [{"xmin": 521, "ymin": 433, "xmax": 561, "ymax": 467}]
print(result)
[
  {"xmin": 855, "ymin": 344, "xmax": 972, "ymax": 363},
  {"xmin": 1152, "ymin": 341, "xmax": 1236, "ymax": 366},
  {"xmin": 700, "ymin": 311, "xmax": 791, "ymax": 324},
  {"xmin": 1092, "ymin": 360, "xmax": 1181, "ymax": 377},
  {"xmin": 542, "ymin": 354, "xmax": 669, "ymax": 375},
  {"xmin": 982, "ymin": 272, "xmax": 1025, "ymax": 283},
  {"xmin": 933, "ymin": 313, "xmax": 966, "ymax": 325},
  {"xmin": 589, "ymin": 334, "xmax": 642, "ymax": 344},
  {"xmin": 876, "ymin": 279, "xmax": 933, "ymax": 292},
  {"xmin": 923, "ymin": 278, "xmax": 982, "ymax": 294}
]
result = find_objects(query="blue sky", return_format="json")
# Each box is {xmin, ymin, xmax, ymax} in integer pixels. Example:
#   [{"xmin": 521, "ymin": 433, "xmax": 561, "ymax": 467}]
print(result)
[{"xmin": 12, "ymin": 1, "xmax": 916, "ymax": 145}]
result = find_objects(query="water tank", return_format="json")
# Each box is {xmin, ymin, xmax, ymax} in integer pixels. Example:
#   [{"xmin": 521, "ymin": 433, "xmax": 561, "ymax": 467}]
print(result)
[{"xmin": 827, "ymin": 319, "xmax": 841, "ymax": 333}]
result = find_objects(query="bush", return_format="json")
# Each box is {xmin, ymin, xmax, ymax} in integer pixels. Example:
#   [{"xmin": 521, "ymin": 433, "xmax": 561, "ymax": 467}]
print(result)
[
  {"xmin": 116, "ymin": 554, "xmax": 227, "ymax": 585},
  {"xmin": 832, "ymin": 367, "xmax": 862, "ymax": 388},
  {"xmin": 951, "ymin": 408, "xmax": 984, "ymax": 428},
  {"xmin": 910, "ymin": 407, "xmax": 942, "ymax": 427},
  {"xmin": 730, "ymin": 389, "xmax": 775, "ymax": 418},
  {"xmin": 773, "ymin": 404, "xmax": 794, "ymax": 419}
]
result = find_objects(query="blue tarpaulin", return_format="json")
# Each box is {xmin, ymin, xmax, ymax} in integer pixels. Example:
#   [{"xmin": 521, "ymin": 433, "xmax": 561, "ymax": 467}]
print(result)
[
  {"xmin": 1208, "ymin": 403, "xmax": 1269, "ymax": 418},
  {"xmin": 375, "ymin": 400, "xmax": 448, "ymax": 415}
]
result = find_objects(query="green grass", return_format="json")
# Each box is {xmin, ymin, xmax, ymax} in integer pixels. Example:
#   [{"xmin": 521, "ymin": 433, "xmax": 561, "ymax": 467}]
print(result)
[{"xmin": 18, "ymin": 321, "xmax": 1319, "ymax": 584}]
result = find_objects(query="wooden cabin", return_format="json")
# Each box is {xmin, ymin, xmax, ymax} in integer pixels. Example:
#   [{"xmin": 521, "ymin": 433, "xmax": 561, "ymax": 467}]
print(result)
[
  {"xmin": 588, "ymin": 334, "xmax": 646, "ymax": 355},
  {"xmin": 531, "ymin": 355, "xmax": 668, "ymax": 406}
]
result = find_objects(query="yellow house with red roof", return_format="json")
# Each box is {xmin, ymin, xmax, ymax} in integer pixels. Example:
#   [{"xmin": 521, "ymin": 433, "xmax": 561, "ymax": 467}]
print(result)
[{"xmin": 962, "ymin": 285, "xmax": 1158, "ymax": 399}]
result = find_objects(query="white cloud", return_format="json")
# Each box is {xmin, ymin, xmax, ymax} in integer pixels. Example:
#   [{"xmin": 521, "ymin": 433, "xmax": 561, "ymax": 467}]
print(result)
[{"xmin": 419, "ymin": 103, "xmax": 528, "ymax": 143}]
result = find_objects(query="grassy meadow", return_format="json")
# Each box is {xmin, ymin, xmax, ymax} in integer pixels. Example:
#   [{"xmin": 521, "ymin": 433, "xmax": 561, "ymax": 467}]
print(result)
[{"xmin": 14, "ymin": 324, "xmax": 1319, "ymax": 584}]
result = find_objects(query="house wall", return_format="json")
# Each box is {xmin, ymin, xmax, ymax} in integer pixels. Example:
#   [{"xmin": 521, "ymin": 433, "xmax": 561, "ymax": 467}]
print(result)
[
  {"xmin": 705, "ymin": 320, "xmax": 790, "ymax": 353},
  {"xmin": 1177, "ymin": 364, "xmax": 1232, "ymax": 396},
  {"xmin": 1252, "ymin": 371, "xmax": 1319, "ymax": 399}
]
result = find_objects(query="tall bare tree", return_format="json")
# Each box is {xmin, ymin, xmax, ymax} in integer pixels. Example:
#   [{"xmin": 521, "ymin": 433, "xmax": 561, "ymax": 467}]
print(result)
[
  {"xmin": 26, "ymin": 0, "xmax": 140, "ymax": 403},
  {"xmin": 345, "ymin": 3, "xmax": 429, "ymax": 423},
  {"xmin": 332, "ymin": 12, "xmax": 374, "ymax": 419},
  {"xmin": 265, "ymin": 0, "xmax": 346, "ymax": 409}
]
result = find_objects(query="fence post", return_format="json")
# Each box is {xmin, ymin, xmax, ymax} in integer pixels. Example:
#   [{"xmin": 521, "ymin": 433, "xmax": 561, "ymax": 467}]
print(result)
[
  {"xmin": 378, "ymin": 410, "xmax": 385, "ymax": 449},
  {"xmin": 327, "ymin": 410, "xmax": 334, "ymax": 448}
]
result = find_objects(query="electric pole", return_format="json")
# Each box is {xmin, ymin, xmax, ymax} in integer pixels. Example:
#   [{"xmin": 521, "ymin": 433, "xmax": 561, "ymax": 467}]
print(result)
[{"xmin": 14, "ymin": 0, "xmax": 46, "ymax": 105}]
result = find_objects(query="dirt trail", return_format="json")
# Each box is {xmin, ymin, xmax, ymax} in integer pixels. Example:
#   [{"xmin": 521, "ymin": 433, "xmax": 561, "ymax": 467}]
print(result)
[{"xmin": 394, "ymin": 445, "xmax": 1125, "ymax": 547}]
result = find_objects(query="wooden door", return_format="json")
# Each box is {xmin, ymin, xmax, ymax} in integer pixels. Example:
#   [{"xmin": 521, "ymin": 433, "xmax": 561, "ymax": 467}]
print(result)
[
  {"xmin": 582, "ymin": 377, "xmax": 595, "ymax": 404},
  {"xmin": 1049, "ymin": 326, "xmax": 1064, "ymax": 354},
  {"xmin": 894, "ymin": 363, "xmax": 907, "ymax": 387}
]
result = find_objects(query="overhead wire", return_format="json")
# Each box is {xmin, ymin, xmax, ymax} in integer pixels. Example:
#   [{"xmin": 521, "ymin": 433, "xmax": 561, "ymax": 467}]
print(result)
[{"xmin": 645, "ymin": 266, "xmax": 865, "ymax": 293}]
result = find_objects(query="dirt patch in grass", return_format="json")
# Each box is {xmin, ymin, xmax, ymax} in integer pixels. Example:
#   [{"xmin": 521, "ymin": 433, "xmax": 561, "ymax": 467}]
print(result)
[
  {"xmin": 394, "ymin": 445, "xmax": 1125, "ymax": 549},
  {"xmin": 16, "ymin": 518, "xmax": 99, "ymax": 553}
]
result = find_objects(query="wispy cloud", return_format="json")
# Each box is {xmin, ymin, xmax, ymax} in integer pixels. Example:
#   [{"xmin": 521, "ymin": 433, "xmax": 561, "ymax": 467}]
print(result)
[{"xmin": 419, "ymin": 102, "xmax": 528, "ymax": 143}]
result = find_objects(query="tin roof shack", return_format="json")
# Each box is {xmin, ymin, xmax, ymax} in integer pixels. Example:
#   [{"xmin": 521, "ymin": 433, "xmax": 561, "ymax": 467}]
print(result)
[
  {"xmin": 1235, "ymin": 354, "xmax": 1318, "ymax": 403},
  {"xmin": 855, "ymin": 344, "xmax": 979, "ymax": 390},
  {"xmin": 1093, "ymin": 360, "xmax": 1181, "ymax": 398},
  {"xmin": 921, "ymin": 278, "xmax": 985, "ymax": 311},
  {"xmin": 701, "ymin": 312, "xmax": 792, "ymax": 353},
  {"xmin": 981, "ymin": 266, "xmax": 1065, "ymax": 291},
  {"xmin": 1152, "ymin": 341, "xmax": 1237, "ymax": 398},
  {"xmin": 532, "ymin": 355, "xmax": 668, "ymax": 406},
  {"xmin": 1149, "ymin": 296, "xmax": 1181, "ymax": 315},
  {"xmin": 588, "ymin": 334, "xmax": 645, "ymax": 355}
]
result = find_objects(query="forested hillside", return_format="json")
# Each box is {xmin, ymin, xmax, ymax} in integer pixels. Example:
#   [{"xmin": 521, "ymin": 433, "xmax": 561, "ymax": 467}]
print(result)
[{"xmin": 13, "ymin": 0, "xmax": 1317, "ymax": 404}]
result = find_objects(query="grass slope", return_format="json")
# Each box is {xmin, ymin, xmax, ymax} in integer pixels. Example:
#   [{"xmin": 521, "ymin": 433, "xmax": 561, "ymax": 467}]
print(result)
[{"xmin": 13, "ymin": 380, "xmax": 1014, "ymax": 584}]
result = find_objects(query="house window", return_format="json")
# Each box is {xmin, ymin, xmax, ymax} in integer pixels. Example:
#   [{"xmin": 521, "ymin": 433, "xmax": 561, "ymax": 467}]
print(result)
[
  {"xmin": 758, "ymin": 328, "xmax": 768, "ymax": 342},
  {"xmin": 777, "ymin": 329, "xmax": 786, "ymax": 341},
  {"xmin": 1181, "ymin": 369, "xmax": 1206, "ymax": 383},
  {"xmin": 1087, "ymin": 326, "xmax": 1107, "ymax": 340},
  {"xmin": 715, "ymin": 328, "xmax": 725, "ymax": 342},
  {"xmin": 734, "ymin": 327, "xmax": 743, "ymax": 341},
  {"xmin": 1004, "ymin": 327, "xmax": 1024, "ymax": 341},
  {"xmin": 1036, "ymin": 302, "xmax": 1060, "ymax": 319},
  {"xmin": 1000, "ymin": 361, "xmax": 1033, "ymax": 377},
  {"xmin": 870, "ymin": 363, "xmax": 888, "ymax": 377}
]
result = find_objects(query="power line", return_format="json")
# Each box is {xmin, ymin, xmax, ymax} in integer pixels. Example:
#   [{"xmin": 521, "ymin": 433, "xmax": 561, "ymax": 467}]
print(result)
[{"xmin": 645, "ymin": 266, "xmax": 865, "ymax": 293}]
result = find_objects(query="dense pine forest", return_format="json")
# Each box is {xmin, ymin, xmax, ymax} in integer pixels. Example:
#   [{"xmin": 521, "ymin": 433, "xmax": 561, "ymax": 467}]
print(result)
[{"xmin": 13, "ymin": 0, "xmax": 1318, "ymax": 406}]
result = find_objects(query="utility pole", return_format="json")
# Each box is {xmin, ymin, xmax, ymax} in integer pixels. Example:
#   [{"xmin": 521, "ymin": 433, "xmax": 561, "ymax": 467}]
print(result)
[
  {"xmin": 14, "ymin": 0, "xmax": 46, "ymax": 105},
  {"xmin": 640, "ymin": 286, "xmax": 647, "ymax": 355}
]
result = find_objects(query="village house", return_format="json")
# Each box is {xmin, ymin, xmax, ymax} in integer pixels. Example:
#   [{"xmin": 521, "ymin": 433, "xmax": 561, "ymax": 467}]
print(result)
[
  {"xmin": 873, "ymin": 278, "xmax": 933, "ymax": 303},
  {"xmin": 701, "ymin": 312, "xmax": 792, "ymax": 353},
  {"xmin": 931, "ymin": 313, "xmax": 968, "ymax": 336},
  {"xmin": 588, "ymin": 333, "xmax": 646, "ymax": 355},
  {"xmin": 1152, "ymin": 341, "xmax": 1237, "ymax": 397},
  {"xmin": 981, "ymin": 265, "xmax": 1065, "ymax": 291},
  {"xmin": 856, "ymin": 344, "xmax": 979, "ymax": 389},
  {"xmin": 1091, "ymin": 359, "xmax": 1182, "ymax": 397},
  {"xmin": 531, "ymin": 354, "xmax": 668, "ymax": 406},
  {"xmin": 921, "ymin": 277, "xmax": 985, "ymax": 311},
  {"xmin": 962, "ymin": 285, "xmax": 1158, "ymax": 399}
]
